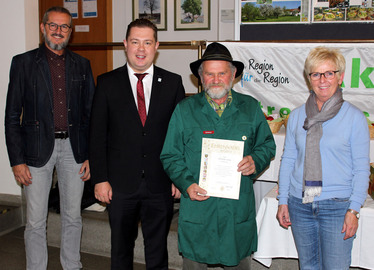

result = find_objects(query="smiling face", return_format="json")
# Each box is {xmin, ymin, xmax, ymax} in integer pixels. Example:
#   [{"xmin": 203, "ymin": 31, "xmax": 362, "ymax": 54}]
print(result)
[
  {"xmin": 40, "ymin": 11, "xmax": 72, "ymax": 55},
  {"xmin": 123, "ymin": 26, "xmax": 159, "ymax": 73},
  {"xmin": 200, "ymin": 60, "xmax": 236, "ymax": 103},
  {"xmin": 310, "ymin": 61, "xmax": 344, "ymax": 110}
]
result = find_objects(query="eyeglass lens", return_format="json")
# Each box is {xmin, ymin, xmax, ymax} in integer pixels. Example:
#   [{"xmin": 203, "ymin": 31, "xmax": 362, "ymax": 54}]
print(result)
[
  {"xmin": 310, "ymin": 71, "xmax": 337, "ymax": 80},
  {"xmin": 47, "ymin": 23, "xmax": 70, "ymax": 33}
]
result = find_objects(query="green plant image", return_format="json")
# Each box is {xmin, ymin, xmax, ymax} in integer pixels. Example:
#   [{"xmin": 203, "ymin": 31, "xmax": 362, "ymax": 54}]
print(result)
[
  {"xmin": 242, "ymin": 3, "xmax": 261, "ymax": 21},
  {"xmin": 242, "ymin": 1, "xmax": 301, "ymax": 23},
  {"xmin": 181, "ymin": 0, "xmax": 202, "ymax": 23}
]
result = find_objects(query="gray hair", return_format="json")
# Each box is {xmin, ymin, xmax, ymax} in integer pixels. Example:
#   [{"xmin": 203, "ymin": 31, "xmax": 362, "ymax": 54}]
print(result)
[{"xmin": 42, "ymin": 6, "xmax": 72, "ymax": 26}]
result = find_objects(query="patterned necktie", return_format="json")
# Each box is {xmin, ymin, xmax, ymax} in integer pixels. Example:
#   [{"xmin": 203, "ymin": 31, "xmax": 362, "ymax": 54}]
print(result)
[{"xmin": 135, "ymin": 73, "xmax": 148, "ymax": 126}]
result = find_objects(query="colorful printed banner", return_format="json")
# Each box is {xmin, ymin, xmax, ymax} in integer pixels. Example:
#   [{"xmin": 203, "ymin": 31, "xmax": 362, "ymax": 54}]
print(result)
[{"xmin": 218, "ymin": 42, "xmax": 374, "ymax": 120}]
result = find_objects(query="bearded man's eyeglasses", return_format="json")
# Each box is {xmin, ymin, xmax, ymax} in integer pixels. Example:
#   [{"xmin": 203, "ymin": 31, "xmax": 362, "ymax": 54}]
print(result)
[{"xmin": 45, "ymin": 22, "xmax": 71, "ymax": 33}]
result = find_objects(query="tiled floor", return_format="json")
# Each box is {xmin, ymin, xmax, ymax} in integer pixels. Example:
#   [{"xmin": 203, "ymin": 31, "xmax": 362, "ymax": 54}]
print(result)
[
  {"xmin": 0, "ymin": 226, "xmax": 365, "ymax": 270},
  {"xmin": 0, "ymin": 226, "xmax": 145, "ymax": 270},
  {"xmin": 0, "ymin": 225, "xmax": 297, "ymax": 270}
]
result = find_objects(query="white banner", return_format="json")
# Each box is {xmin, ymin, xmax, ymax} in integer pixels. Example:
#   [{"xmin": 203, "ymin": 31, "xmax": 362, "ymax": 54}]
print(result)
[{"xmin": 218, "ymin": 42, "xmax": 374, "ymax": 120}]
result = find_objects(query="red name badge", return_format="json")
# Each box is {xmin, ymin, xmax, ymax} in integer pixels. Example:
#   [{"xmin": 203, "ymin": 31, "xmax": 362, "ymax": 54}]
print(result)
[{"xmin": 203, "ymin": 130, "xmax": 214, "ymax": 134}]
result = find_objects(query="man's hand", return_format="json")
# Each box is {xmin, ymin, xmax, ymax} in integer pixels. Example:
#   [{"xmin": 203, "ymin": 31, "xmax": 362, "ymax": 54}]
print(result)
[
  {"xmin": 342, "ymin": 211, "xmax": 359, "ymax": 240},
  {"xmin": 276, "ymin": 204, "xmax": 292, "ymax": 229},
  {"xmin": 80, "ymin": 160, "xmax": 90, "ymax": 181},
  {"xmin": 186, "ymin": 183, "xmax": 210, "ymax": 201},
  {"xmin": 94, "ymin": 181, "xmax": 112, "ymax": 204},
  {"xmin": 172, "ymin": 183, "xmax": 181, "ymax": 199},
  {"xmin": 237, "ymin": 155, "xmax": 256, "ymax": 176},
  {"xmin": 12, "ymin": 164, "xmax": 32, "ymax": 186}
]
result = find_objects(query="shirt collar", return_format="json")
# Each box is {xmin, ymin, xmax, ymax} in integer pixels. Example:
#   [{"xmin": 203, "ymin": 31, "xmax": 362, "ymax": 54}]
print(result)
[
  {"xmin": 127, "ymin": 64, "xmax": 154, "ymax": 79},
  {"xmin": 45, "ymin": 46, "xmax": 65, "ymax": 60},
  {"xmin": 205, "ymin": 90, "xmax": 233, "ymax": 117}
]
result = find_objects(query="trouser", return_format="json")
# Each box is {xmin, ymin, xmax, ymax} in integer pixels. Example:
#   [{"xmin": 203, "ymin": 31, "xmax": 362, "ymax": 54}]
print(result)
[
  {"xmin": 24, "ymin": 138, "xmax": 84, "ymax": 270},
  {"xmin": 108, "ymin": 179, "xmax": 174, "ymax": 270},
  {"xmin": 182, "ymin": 257, "xmax": 252, "ymax": 270},
  {"xmin": 288, "ymin": 195, "xmax": 354, "ymax": 270}
]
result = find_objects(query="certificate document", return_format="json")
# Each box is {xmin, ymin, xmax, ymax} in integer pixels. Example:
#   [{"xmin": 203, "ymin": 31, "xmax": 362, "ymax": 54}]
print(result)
[{"xmin": 198, "ymin": 138, "xmax": 244, "ymax": 200}]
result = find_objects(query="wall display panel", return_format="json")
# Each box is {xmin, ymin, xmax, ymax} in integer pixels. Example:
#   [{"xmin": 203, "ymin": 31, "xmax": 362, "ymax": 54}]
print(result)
[
  {"xmin": 239, "ymin": 0, "xmax": 374, "ymax": 25},
  {"xmin": 239, "ymin": 23, "xmax": 374, "ymax": 40}
]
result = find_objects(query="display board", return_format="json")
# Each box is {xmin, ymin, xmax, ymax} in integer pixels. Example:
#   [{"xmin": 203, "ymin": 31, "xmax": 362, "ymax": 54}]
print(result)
[
  {"xmin": 239, "ymin": 0, "xmax": 374, "ymax": 40},
  {"xmin": 240, "ymin": 0, "xmax": 374, "ymax": 24},
  {"xmin": 240, "ymin": 23, "xmax": 374, "ymax": 40}
]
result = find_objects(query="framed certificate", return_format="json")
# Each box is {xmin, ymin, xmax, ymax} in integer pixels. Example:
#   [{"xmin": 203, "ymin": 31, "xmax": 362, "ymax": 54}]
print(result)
[{"xmin": 198, "ymin": 138, "xmax": 244, "ymax": 200}]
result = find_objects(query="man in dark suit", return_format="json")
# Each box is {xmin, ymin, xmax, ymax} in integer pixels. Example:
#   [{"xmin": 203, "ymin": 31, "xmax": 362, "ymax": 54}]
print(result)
[
  {"xmin": 89, "ymin": 19, "xmax": 185, "ymax": 269},
  {"xmin": 5, "ymin": 6, "xmax": 95, "ymax": 270}
]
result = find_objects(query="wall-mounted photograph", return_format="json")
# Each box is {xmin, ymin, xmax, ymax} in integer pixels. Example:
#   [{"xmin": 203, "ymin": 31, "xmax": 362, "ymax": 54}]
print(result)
[
  {"xmin": 175, "ymin": 0, "xmax": 210, "ymax": 30},
  {"xmin": 241, "ymin": 0, "xmax": 310, "ymax": 23},
  {"xmin": 133, "ymin": 0, "xmax": 167, "ymax": 30},
  {"xmin": 312, "ymin": 0, "xmax": 374, "ymax": 22}
]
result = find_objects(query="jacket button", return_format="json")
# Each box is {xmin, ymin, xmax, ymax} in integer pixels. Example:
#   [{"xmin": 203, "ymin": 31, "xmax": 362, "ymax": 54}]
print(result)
[
  {"xmin": 143, "ymin": 154, "xmax": 147, "ymax": 158},
  {"xmin": 142, "ymin": 132, "xmax": 146, "ymax": 136}
]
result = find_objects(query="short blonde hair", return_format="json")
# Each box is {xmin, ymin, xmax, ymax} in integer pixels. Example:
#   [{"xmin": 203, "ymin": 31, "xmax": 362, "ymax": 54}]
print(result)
[{"xmin": 304, "ymin": 47, "xmax": 346, "ymax": 78}]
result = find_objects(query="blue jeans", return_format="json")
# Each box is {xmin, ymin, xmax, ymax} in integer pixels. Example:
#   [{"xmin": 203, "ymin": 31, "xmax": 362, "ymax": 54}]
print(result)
[
  {"xmin": 24, "ymin": 139, "xmax": 84, "ymax": 270},
  {"xmin": 288, "ymin": 195, "xmax": 354, "ymax": 270}
]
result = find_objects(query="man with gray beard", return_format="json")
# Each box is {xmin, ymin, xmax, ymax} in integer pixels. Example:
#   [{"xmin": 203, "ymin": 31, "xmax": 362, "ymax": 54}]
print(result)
[
  {"xmin": 160, "ymin": 42, "xmax": 276, "ymax": 269},
  {"xmin": 5, "ymin": 6, "xmax": 95, "ymax": 270}
]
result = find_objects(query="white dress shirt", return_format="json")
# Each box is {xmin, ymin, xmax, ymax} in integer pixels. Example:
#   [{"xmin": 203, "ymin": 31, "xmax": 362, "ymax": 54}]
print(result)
[{"xmin": 127, "ymin": 64, "xmax": 154, "ymax": 114}]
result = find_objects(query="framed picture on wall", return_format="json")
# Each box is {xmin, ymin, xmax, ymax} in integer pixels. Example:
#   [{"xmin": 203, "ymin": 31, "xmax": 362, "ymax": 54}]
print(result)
[
  {"xmin": 175, "ymin": 0, "xmax": 211, "ymax": 30},
  {"xmin": 133, "ymin": 0, "xmax": 167, "ymax": 31}
]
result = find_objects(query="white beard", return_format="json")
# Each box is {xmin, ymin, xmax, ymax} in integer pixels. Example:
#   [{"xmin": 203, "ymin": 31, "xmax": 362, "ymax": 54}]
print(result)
[{"xmin": 206, "ymin": 87, "xmax": 229, "ymax": 99}]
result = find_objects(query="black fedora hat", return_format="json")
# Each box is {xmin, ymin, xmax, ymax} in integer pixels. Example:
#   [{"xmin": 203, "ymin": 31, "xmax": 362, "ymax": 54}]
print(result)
[{"xmin": 190, "ymin": 42, "xmax": 244, "ymax": 79}]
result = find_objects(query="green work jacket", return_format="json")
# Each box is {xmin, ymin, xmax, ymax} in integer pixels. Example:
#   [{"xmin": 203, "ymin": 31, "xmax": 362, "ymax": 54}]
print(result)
[{"xmin": 161, "ymin": 90, "xmax": 276, "ymax": 266}]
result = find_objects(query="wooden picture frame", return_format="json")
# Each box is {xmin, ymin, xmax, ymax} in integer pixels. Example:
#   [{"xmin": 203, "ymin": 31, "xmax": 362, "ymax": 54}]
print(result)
[
  {"xmin": 174, "ymin": 0, "xmax": 210, "ymax": 30},
  {"xmin": 133, "ymin": 0, "xmax": 167, "ymax": 31}
]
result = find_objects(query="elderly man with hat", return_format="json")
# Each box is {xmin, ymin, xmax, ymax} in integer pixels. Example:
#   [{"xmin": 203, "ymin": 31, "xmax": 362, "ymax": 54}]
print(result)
[{"xmin": 160, "ymin": 42, "xmax": 276, "ymax": 269}]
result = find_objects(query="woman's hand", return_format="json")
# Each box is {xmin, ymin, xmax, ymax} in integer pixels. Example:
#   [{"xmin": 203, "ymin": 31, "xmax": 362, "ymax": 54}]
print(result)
[
  {"xmin": 342, "ymin": 211, "xmax": 359, "ymax": 240},
  {"xmin": 276, "ymin": 204, "xmax": 292, "ymax": 229}
]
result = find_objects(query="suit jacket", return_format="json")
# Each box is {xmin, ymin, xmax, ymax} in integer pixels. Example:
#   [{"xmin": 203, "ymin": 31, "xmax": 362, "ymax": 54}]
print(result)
[
  {"xmin": 5, "ymin": 44, "xmax": 95, "ymax": 167},
  {"xmin": 89, "ymin": 64, "xmax": 185, "ymax": 194}
]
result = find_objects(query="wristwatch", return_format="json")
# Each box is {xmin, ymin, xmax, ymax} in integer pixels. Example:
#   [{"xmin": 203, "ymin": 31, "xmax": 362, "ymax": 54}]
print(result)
[{"xmin": 347, "ymin": 209, "xmax": 360, "ymax": 219}]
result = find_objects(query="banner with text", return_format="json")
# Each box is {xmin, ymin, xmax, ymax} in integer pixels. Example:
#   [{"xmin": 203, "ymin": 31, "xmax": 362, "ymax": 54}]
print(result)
[{"xmin": 219, "ymin": 42, "xmax": 374, "ymax": 120}]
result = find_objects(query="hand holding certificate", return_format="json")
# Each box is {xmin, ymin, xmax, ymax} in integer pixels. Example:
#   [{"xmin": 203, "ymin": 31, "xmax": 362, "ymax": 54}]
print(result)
[{"xmin": 198, "ymin": 138, "xmax": 244, "ymax": 200}]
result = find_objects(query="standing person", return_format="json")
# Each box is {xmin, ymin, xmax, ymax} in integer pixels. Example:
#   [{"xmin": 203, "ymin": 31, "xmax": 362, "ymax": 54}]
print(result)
[
  {"xmin": 160, "ymin": 42, "xmax": 276, "ymax": 269},
  {"xmin": 5, "ymin": 6, "xmax": 95, "ymax": 270},
  {"xmin": 89, "ymin": 19, "xmax": 185, "ymax": 269},
  {"xmin": 276, "ymin": 47, "xmax": 370, "ymax": 270}
]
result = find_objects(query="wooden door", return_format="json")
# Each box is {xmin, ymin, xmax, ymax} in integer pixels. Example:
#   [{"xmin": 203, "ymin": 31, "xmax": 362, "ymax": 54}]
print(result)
[{"xmin": 39, "ymin": 0, "xmax": 112, "ymax": 82}]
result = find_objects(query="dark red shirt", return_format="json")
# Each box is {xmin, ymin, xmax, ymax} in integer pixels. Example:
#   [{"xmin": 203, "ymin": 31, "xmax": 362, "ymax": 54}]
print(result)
[{"xmin": 46, "ymin": 48, "xmax": 68, "ymax": 132}]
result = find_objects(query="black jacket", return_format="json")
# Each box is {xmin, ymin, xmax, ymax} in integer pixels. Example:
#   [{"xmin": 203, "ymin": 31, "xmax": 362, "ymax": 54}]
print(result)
[
  {"xmin": 5, "ymin": 44, "xmax": 95, "ymax": 167},
  {"xmin": 89, "ymin": 64, "xmax": 185, "ymax": 194}
]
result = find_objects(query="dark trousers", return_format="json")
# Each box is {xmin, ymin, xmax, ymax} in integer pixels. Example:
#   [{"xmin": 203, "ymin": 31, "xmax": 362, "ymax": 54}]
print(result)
[{"xmin": 108, "ymin": 179, "xmax": 174, "ymax": 270}]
